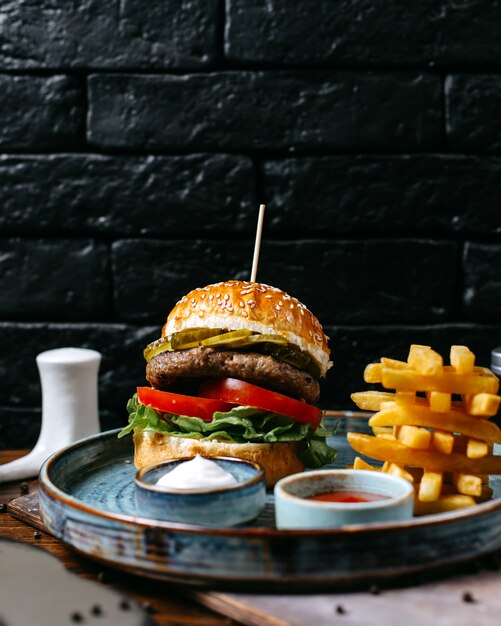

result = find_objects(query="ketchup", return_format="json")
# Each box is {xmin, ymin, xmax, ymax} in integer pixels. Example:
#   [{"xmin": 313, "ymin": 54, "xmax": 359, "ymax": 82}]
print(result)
[{"xmin": 305, "ymin": 490, "xmax": 389, "ymax": 503}]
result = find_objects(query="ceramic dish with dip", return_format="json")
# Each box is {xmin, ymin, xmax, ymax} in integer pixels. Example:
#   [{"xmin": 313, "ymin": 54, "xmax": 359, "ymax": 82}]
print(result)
[
  {"xmin": 274, "ymin": 469, "xmax": 414, "ymax": 529},
  {"xmin": 134, "ymin": 455, "xmax": 266, "ymax": 526}
]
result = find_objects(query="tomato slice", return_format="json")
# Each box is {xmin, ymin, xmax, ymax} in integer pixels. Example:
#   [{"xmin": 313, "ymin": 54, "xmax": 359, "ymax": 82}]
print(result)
[
  {"xmin": 137, "ymin": 387, "xmax": 233, "ymax": 422},
  {"xmin": 199, "ymin": 378, "xmax": 323, "ymax": 429}
]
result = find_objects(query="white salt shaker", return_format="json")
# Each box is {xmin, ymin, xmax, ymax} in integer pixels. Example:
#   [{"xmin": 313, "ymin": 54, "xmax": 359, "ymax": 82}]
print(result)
[
  {"xmin": 0, "ymin": 347, "xmax": 101, "ymax": 483},
  {"xmin": 491, "ymin": 347, "xmax": 501, "ymax": 378}
]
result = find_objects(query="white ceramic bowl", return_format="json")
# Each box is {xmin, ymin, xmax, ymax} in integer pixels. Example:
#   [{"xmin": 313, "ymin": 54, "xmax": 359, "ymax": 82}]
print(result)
[{"xmin": 274, "ymin": 469, "xmax": 414, "ymax": 529}]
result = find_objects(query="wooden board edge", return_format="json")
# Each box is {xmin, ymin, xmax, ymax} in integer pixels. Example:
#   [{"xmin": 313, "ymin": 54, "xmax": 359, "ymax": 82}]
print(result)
[{"xmin": 191, "ymin": 591, "xmax": 291, "ymax": 626}]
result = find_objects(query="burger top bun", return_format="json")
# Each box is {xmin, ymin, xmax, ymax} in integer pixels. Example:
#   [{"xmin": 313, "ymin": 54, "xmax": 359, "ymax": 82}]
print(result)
[{"xmin": 162, "ymin": 280, "xmax": 332, "ymax": 377}]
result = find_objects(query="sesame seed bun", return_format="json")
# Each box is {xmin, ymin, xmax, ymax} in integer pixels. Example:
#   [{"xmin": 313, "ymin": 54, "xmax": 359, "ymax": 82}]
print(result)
[
  {"xmin": 162, "ymin": 281, "xmax": 332, "ymax": 377},
  {"xmin": 133, "ymin": 431, "xmax": 305, "ymax": 488}
]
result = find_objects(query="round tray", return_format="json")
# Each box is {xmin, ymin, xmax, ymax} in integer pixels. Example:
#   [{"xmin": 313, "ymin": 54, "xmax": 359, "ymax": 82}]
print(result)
[{"xmin": 39, "ymin": 428, "xmax": 501, "ymax": 590}]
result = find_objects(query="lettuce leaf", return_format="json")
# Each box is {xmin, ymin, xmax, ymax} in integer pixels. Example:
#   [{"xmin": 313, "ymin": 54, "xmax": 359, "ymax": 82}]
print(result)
[{"xmin": 118, "ymin": 394, "xmax": 337, "ymax": 468}]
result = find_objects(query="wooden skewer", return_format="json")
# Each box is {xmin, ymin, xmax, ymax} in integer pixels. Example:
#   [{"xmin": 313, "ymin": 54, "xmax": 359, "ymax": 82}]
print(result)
[{"xmin": 250, "ymin": 204, "xmax": 266, "ymax": 283}]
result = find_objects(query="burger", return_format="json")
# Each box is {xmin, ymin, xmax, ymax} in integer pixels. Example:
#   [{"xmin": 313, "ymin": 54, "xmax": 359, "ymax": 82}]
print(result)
[{"xmin": 119, "ymin": 280, "xmax": 336, "ymax": 486}]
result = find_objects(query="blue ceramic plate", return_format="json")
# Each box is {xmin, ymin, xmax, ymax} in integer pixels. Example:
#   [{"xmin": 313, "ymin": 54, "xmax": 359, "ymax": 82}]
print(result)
[{"xmin": 39, "ymin": 425, "xmax": 501, "ymax": 589}]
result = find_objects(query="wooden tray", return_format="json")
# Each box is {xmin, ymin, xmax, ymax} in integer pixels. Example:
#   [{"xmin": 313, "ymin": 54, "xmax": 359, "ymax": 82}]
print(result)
[{"xmin": 38, "ymin": 428, "xmax": 501, "ymax": 590}]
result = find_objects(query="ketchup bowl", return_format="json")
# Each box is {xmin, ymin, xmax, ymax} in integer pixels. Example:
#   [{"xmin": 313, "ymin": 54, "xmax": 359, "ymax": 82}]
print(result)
[
  {"xmin": 134, "ymin": 456, "xmax": 266, "ymax": 526},
  {"xmin": 274, "ymin": 469, "xmax": 414, "ymax": 529}
]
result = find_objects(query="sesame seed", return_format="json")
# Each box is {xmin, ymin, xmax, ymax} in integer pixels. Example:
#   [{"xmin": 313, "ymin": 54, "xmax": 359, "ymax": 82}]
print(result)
[
  {"xmin": 241, "ymin": 311, "xmax": 248, "ymax": 317},
  {"xmin": 265, "ymin": 295, "xmax": 272, "ymax": 299},
  {"xmin": 290, "ymin": 304, "xmax": 294, "ymax": 309},
  {"xmin": 239, "ymin": 302, "xmax": 245, "ymax": 308},
  {"xmin": 224, "ymin": 294, "xmax": 229, "ymax": 301},
  {"xmin": 216, "ymin": 293, "xmax": 221, "ymax": 298},
  {"xmin": 201, "ymin": 294, "xmax": 205, "ymax": 299},
  {"xmin": 209, "ymin": 295, "xmax": 214, "ymax": 300}
]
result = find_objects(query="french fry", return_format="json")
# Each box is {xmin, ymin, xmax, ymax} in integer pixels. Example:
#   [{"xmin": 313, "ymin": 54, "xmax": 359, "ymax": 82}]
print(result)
[
  {"xmin": 408, "ymin": 345, "xmax": 443, "ymax": 375},
  {"xmin": 368, "ymin": 404, "xmax": 501, "ymax": 444},
  {"xmin": 380, "ymin": 366, "xmax": 499, "ymax": 395},
  {"xmin": 418, "ymin": 471, "xmax": 443, "ymax": 502},
  {"xmin": 381, "ymin": 357, "xmax": 408, "ymax": 370},
  {"xmin": 453, "ymin": 473, "xmax": 482, "ymax": 497},
  {"xmin": 372, "ymin": 426, "xmax": 393, "ymax": 436},
  {"xmin": 364, "ymin": 363, "xmax": 382, "ymax": 384},
  {"xmin": 350, "ymin": 391, "xmax": 395, "ymax": 411},
  {"xmin": 429, "ymin": 391, "xmax": 451, "ymax": 413},
  {"xmin": 397, "ymin": 425, "xmax": 432, "ymax": 449},
  {"xmin": 450, "ymin": 345, "xmax": 475, "ymax": 374},
  {"xmin": 466, "ymin": 438, "xmax": 490, "ymax": 459},
  {"xmin": 385, "ymin": 463, "xmax": 415, "ymax": 483},
  {"xmin": 395, "ymin": 390, "xmax": 416, "ymax": 406},
  {"xmin": 414, "ymin": 494, "xmax": 476, "ymax": 516},
  {"xmin": 463, "ymin": 393, "xmax": 501, "ymax": 417},
  {"xmin": 376, "ymin": 433, "xmax": 396, "ymax": 441},
  {"xmin": 380, "ymin": 401, "xmax": 397, "ymax": 411},
  {"xmin": 432, "ymin": 430, "xmax": 454, "ymax": 455},
  {"xmin": 346, "ymin": 432, "xmax": 501, "ymax": 474},
  {"xmin": 353, "ymin": 457, "xmax": 380, "ymax": 471}
]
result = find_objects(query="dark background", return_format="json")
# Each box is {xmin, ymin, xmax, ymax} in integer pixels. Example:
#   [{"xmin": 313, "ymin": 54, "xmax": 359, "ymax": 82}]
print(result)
[{"xmin": 1, "ymin": 1, "xmax": 501, "ymax": 449}]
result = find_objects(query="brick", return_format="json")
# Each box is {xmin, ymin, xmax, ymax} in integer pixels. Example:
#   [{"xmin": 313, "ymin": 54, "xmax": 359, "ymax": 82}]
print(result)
[
  {"xmin": 263, "ymin": 156, "xmax": 501, "ymax": 236},
  {"xmin": 0, "ymin": 407, "xmax": 41, "ymax": 451},
  {"xmin": 0, "ymin": 75, "xmax": 83, "ymax": 149},
  {"xmin": 112, "ymin": 239, "xmax": 457, "ymax": 325},
  {"xmin": 0, "ymin": 323, "xmax": 158, "ymax": 415},
  {"xmin": 0, "ymin": 155, "xmax": 256, "ymax": 236},
  {"xmin": 463, "ymin": 243, "xmax": 501, "ymax": 321},
  {"xmin": 88, "ymin": 73, "xmax": 441, "ymax": 151},
  {"xmin": 322, "ymin": 324, "xmax": 501, "ymax": 410},
  {"xmin": 0, "ymin": 0, "xmax": 218, "ymax": 69},
  {"xmin": 0, "ymin": 239, "xmax": 111, "ymax": 320},
  {"xmin": 112, "ymin": 240, "xmax": 252, "ymax": 323},
  {"xmin": 226, "ymin": 1, "xmax": 501, "ymax": 67},
  {"xmin": 446, "ymin": 75, "xmax": 501, "ymax": 151},
  {"xmin": 262, "ymin": 240, "xmax": 457, "ymax": 325}
]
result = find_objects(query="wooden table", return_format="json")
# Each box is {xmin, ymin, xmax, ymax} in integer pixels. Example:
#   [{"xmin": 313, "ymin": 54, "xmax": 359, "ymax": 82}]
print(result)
[{"xmin": 0, "ymin": 450, "xmax": 237, "ymax": 626}]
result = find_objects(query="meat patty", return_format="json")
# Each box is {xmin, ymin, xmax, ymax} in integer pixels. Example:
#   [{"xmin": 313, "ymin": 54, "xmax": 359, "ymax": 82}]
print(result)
[{"xmin": 146, "ymin": 347, "xmax": 321, "ymax": 404}]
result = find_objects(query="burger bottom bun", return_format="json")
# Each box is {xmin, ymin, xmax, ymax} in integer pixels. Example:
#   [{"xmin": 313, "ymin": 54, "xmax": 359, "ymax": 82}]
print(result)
[{"xmin": 133, "ymin": 431, "xmax": 305, "ymax": 488}]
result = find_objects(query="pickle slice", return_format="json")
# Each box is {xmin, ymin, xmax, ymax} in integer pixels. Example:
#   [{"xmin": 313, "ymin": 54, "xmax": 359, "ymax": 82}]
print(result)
[
  {"xmin": 144, "ymin": 337, "xmax": 172, "ymax": 362},
  {"xmin": 200, "ymin": 329, "xmax": 253, "ymax": 347},
  {"xmin": 218, "ymin": 333, "xmax": 288, "ymax": 349},
  {"xmin": 171, "ymin": 328, "xmax": 223, "ymax": 350}
]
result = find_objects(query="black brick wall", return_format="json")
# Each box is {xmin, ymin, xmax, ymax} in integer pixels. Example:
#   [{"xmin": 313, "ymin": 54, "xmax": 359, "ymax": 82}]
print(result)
[{"xmin": 1, "ymin": 1, "xmax": 501, "ymax": 448}]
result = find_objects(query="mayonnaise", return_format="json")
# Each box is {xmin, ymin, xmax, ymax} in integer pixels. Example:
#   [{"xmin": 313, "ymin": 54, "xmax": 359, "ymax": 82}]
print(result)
[{"xmin": 155, "ymin": 455, "xmax": 239, "ymax": 491}]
